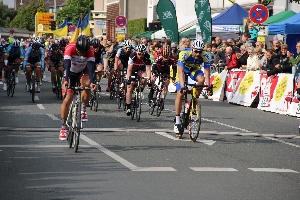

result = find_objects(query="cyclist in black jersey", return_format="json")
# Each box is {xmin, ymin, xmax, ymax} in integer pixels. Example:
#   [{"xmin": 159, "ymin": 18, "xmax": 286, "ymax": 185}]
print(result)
[{"xmin": 91, "ymin": 38, "xmax": 106, "ymax": 91}]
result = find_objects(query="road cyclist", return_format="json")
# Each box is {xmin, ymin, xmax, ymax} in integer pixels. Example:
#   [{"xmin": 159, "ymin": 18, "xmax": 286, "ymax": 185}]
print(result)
[
  {"xmin": 174, "ymin": 39, "xmax": 211, "ymax": 138},
  {"xmin": 24, "ymin": 41, "xmax": 45, "ymax": 93},
  {"xmin": 125, "ymin": 43, "xmax": 151, "ymax": 116},
  {"xmin": 46, "ymin": 43, "xmax": 64, "ymax": 94},
  {"xmin": 2, "ymin": 39, "xmax": 25, "ymax": 91},
  {"xmin": 59, "ymin": 35, "xmax": 96, "ymax": 141}
]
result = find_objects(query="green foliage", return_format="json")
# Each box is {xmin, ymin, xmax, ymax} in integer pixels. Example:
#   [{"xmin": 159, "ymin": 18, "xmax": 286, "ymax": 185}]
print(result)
[
  {"xmin": 37, "ymin": 0, "xmax": 46, "ymax": 13},
  {"xmin": 0, "ymin": 2, "xmax": 18, "ymax": 28},
  {"xmin": 128, "ymin": 18, "xmax": 147, "ymax": 37},
  {"xmin": 56, "ymin": 0, "xmax": 94, "ymax": 25},
  {"xmin": 10, "ymin": 0, "xmax": 36, "ymax": 31}
]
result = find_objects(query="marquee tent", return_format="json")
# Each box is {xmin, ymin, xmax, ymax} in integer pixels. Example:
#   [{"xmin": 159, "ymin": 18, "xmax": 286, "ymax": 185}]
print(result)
[
  {"xmin": 212, "ymin": 3, "xmax": 248, "ymax": 25},
  {"xmin": 263, "ymin": 10, "xmax": 296, "ymax": 24},
  {"xmin": 268, "ymin": 12, "xmax": 300, "ymax": 34}
]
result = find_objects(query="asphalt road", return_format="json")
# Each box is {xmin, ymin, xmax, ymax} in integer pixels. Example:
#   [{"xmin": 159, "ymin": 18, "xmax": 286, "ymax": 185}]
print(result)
[{"xmin": 0, "ymin": 71, "xmax": 299, "ymax": 200}]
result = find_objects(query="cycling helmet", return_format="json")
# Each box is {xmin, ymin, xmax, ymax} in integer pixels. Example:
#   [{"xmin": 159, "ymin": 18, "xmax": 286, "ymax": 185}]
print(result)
[
  {"xmin": 162, "ymin": 45, "xmax": 170, "ymax": 57},
  {"xmin": 32, "ymin": 42, "xmax": 40, "ymax": 51},
  {"xmin": 59, "ymin": 39, "xmax": 67, "ymax": 47},
  {"xmin": 192, "ymin": 40, "xmax": 205, "ymax": 50},
  {"xmin": 123, "ymin": 40, "xmax": 132, "ymax": 48},
  {"xmin": 13, "ymin": 39, "xmax": 20, "ymax": 48},
  {"xmin": 136, "ymin": 44, "xmax": 147, "ymax": 53},
  {"xmin": 90, "ymin": 38, "xmax": 100, "ymax": 48},
  {"xmin": 51, "ymin": 43, "xmax": 59, "ymax": 51},
  {"xmin": 76, "ymin": 35, "xmax": 90, "ymax": 54}
]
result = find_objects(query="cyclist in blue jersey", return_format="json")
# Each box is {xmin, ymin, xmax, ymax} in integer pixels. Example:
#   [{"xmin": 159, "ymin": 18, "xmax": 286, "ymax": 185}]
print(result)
[
  {"xmin": 3, "ymin": 40, "xmax": 25, "ymax": 90},
  {"xmin": 174, "ymin": 40, "xmax": 211, "ymax": 136},
  {"xmin": 24, "ymin": 42, "xmax": 45, "ymax": 93}
]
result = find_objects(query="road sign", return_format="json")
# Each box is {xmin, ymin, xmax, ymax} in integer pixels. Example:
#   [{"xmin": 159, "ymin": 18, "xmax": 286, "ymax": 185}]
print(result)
[
  {"xmin": 116, "ymin": 27, "xmax": 126, "ymax": 33},
  {"xmin": 249, "ymin": 4, "xmax": 269, "ymax": 24},
  {"xmin": 115, "ymin": 16, "xmax": 127, "ymax": 27},
  {"xmin": 96, "ymin": 20, "xmax": 106, "ymax": 27}
]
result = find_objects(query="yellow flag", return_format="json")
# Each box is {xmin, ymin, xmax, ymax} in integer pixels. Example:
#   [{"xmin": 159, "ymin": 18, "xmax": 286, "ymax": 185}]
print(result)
[
  {"xmin": 53, "ymin": 26, "xmax": 68, "ymax": 37},
  {"xmin": 70, "ymin": 18, "xmax": 81, "ymax": 43}
]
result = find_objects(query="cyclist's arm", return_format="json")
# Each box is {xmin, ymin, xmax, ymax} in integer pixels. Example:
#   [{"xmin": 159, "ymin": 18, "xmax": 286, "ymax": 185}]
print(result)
[
  {"xmin": 87, "ymin": 61, "xmax": 95, "ymax": 83},
  {"xmin": 114, "ymin": 48, "xmax": 121, "ymax": 69},
  {"xmin": 23, "ymin": 47, "xmax": 31, "ymax": 67},
  {"xmin": 177, "ymin": 52, "xmax": 186, "ymax": 89},
  {"xmin": 40, "ymin": 47, "xmax": 45, "ymax": 68},
  {"xmin": 63, "ymin": 59, "xmax": 71, "ymax": 82},
  {"xmin": 202, "ymin": 53, "xmax": 211, "ymax": 86},
  {"xmin": 127, "ymin": 63, "xmax": 133, "ymax": 80}
]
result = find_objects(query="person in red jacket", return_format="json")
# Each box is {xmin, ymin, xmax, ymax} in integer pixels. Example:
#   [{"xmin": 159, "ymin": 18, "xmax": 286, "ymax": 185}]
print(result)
[{"xmin": 224, "ymin": 46, "xmax": 238, "ymax": 70}]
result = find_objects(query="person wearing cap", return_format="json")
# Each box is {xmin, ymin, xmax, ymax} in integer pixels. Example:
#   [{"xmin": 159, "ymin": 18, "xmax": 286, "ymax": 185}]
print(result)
[{"xmin": 171, "ymin": 42, "xmax": 180, "ymax": 79}]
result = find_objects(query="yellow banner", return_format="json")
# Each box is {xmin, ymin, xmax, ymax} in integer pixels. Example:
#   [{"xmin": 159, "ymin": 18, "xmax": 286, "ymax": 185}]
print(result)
[{"xmin": 36, "ymin": 12, "xmax": 54, "ymax": 34}]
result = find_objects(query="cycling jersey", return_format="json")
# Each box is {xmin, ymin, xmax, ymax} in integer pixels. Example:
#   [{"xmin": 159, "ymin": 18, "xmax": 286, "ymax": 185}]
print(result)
[
  {"xmin": 128, "ymin": 52, "xmax": 151, "ymax": 70},
  {"xmin": 93, "ymin": 44, "xmax": 106, "ymax": 64},
  {"xmin": 5, "ymin": 44, "xmax": 25, "ymax": 59},
  {"xmin": 47, "ymin": 49, "xmax": 64, "ymax": 65},
  {"xmin": 115, "ymin": 47, "xmax": 133, "ymax": 68},
  {"xmin": 64, "ymin": 42, "xmax": 95, "ymax": 83},
  {"xmin": 178, "ymin": 51, "xmax": 210, "ymax": 71},
  {"xmin": 24, "ymin": 46, "xmax": 45, "ymax": 67},
  {"xmin": 153, "ymin": 55, "xmax": 177, "ymax": 73}
]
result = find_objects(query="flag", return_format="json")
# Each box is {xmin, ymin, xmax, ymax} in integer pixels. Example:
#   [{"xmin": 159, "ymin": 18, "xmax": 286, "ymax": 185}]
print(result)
[
  {"xmin": 228, "ymin": 0, "xmax": 235, "ymax": 3},
  {"xmin": 195, "ymin": 0, "xmax": 212, "ymax": 44},
  {"xmin": 156, "ymin": 0, "xmax": 179, "ymax": 43},
  {"xmin": 53, "ymin": 18, "xmax": 68, "ymax": 37},
  {"xmin": 79, "ymin": 11, "xmax": 91, "ymax": 36},
  {"xmin": 70, "ymin": 17, "xmax": 82, "ymax": 43}
]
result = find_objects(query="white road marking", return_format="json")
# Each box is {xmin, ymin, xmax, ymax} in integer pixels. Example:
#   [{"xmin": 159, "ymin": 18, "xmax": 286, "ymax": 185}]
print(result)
[
  {"xmin": 80, "ymin": 134, "xmax": 176, "ymax": 171},
  {"xmin": 190, "ymin": 167, "xmax": 238, "ymax": 172},
  {"xmin": 264, "ymin": 137, "xmax": 300, "ymax": 148},
  {"xmin": 202, "ymin": 118, "xmax": 252, "ymax": 132},
  {"xmin": 155, "ymin": 132, "xmax": 216, "ymax": 145},
  {"xmin": 37, "ymin": 104, "xmax": 45, "ymax": 109},
  {"xmin": 248, "ymin": 168, "xmax": 299, "ymax": 173},
  {"xmin": 46, "ymin": 114, "xmax": 60, "ymax": 121}
]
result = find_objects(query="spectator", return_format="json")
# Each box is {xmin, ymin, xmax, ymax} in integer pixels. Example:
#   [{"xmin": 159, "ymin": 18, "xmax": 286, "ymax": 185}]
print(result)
[
  {"xmin": 260, "ymin": 49, "xmax": 280, "ymax": 76},
  {"xmin": 289, "ymin": 41, "xmax": 300, "ymax": 68},
  {"xmin": 237, "ymin": 44, "xmax": 249, "ymax": 69},
  {"xmin": 256, "ymin": 47, "xmax": 267, "ymax": 69},
  {"xmin": 227, "ymin": 38, "xmax": 240, "ymax": 54},
  {"xmin": 272, "ymin": 39, "xmax": 281, "ymax": 58},
  {"xmin": 246, "ymin": 46, "xmax": 259, "ymax": 71},
  {"xmin": 171, "ymin": 42, "xmax": 180, "ymax": 60},
  {"xmin": 215, "ymin": 36, "xmax": 222, "ymax": 49},
  {"xmin": 225, "ymin": 46, "xmax": 238, "ymax": 70},
  {"xmin": 248, "ymin": 22, "xmax": 258, "ymax": 44},
  {"xmin": 278, "ymin": 44, "xmax": 292, "ymax": 73},
  {"xmin": 255, "ymin": 41, "xmax": 266, "ymax": 52},
  {"xmin": 135, "ymin": 36, "xmax": 141, "ymax": 44},
  {"xmin": 241, "ymin": 32, "xmax": 252, "ymax": 46}
]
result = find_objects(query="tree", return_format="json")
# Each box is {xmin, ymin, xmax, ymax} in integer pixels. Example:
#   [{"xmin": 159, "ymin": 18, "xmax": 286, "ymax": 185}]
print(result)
[
  {"xmin": 56, "ymin": 0, "xmax": 94, "ymax": 25},
  {"xmin": 37, "ymin": 0, "xmax": 46, "ymax": 13},
  {"xmin": 10, "ymin": 0, "xmax": 37, "ymax": 31},
  {"xmin": 0, "ymin": 2, "xmax": 18, "ymax": 28}
]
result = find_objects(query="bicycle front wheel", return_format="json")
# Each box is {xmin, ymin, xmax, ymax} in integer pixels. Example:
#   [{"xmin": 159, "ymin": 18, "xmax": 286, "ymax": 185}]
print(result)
[
  {"xmin": 74, "ymin": 103, "xmax": 81, "ymax": 153},
  {"xmin": 188, "ymin": 100, "xmax": 201, "ymax": 142},
  {"xmin": 136, "ymin": 92, "xmax": 142, "ymax": 122}
]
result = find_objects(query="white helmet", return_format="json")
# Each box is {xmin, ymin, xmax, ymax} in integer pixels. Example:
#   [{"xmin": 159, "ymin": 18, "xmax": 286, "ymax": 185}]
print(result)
[
  {"xmin": 124, "ymin": 40, "xmax": 132, "ymax": 48},
  {"xmin": 192, "ymin": 40, "xmax": 205, "ymax": 50}
]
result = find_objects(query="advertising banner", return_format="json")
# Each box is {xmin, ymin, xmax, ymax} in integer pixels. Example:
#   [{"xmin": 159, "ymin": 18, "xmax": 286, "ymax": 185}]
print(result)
[
  {"xmin": 257, "ymin": 75, "xmax": 279, "ymax": 112},
  {"xmin": 231, "ymin": 71, "xmax": 261, "ymax": 106},
  {"xmin": 208, "ymin": 69, "xmax": 228, "ymax": 101},
  {"xmin": 226, "ymin": 70, "xmax": 246, "ymax": 103}
]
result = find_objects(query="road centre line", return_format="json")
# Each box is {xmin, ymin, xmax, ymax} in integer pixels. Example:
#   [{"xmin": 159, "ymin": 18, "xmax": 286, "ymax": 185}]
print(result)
[
  {"xmin": 46, "ymin": 114, "xmax": 60, "ymax": 121},
  {"xmin": 37, "ymin": 104, "xmax": 45, "ymax": 109},
  {"xmin": 248, "ymin": 168, "xmax": 299, "ymax": 173},
  {"xmin": 80, "ymin": 134, "xmax": 176, "ymax": 172}
]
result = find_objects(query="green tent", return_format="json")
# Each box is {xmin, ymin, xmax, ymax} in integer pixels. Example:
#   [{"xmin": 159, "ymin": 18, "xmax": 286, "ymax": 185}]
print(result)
[
  {"xmin": 132, "ymin": 30, "xmax": 158, "ymax": 39},
  {"xmin": 263, "ymin": 10, "xmax": 296, "ymax": 24},
  {"xmin": 179, "ymin": 27, "xmax": 196, "ymax": 39}
]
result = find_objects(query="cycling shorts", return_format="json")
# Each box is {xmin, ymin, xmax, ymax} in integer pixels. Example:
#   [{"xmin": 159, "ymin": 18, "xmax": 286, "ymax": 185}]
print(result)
[{"xmin": 175, "ymin": 69, "xmax": 204, "ymax": 91}]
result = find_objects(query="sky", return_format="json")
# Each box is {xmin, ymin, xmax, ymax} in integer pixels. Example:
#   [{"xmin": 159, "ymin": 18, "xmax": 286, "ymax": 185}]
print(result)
[{"xmin": 1, "ymin": 0, "xmax": 14, "ymax": 8}]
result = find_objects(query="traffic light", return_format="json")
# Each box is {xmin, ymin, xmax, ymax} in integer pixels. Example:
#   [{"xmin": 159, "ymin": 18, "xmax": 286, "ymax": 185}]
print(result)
[{"xmin": 50, "ymin": 21, "xmax": 56, "ymax": 31}]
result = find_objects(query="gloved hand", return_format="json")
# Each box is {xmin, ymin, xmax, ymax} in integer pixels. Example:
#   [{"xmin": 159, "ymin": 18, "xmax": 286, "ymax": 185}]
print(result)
[
  {"xmin": 147, "ymin": 80, "xmax": 152, "ymax": 87},
  {"xmin": 126, "ymin": 79, "xmax": 131, "ymax": 85}
]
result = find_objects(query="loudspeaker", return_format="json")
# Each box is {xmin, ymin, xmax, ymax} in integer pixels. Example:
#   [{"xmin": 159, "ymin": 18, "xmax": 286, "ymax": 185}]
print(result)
[{"xmin": 149, "ymin": 22, "xmax": 161, "ymax": 31}]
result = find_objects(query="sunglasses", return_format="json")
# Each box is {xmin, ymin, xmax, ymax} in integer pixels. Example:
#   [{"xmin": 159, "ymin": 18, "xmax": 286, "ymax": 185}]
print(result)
[{"xmin": 193, "ymin": 50, "xmax": 202, "ymax": 54}]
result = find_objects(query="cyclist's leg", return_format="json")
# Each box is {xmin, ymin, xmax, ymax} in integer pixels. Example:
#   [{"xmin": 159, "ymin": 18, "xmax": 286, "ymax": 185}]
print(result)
[
  {"xmin": 192, "ymin": 69, "xmax": 205, "ymax": 98},
  {"xmin": 174, "ymin": 82, "xmax": 184, "ymax": 134},
  {"xmin": 35, "ymin": 62, "xmax": 42, "ymax": 92},
  {"xmin": 2, "ymin": 61, "xmax": 10, "ymax": 90},
  {"xmin": 14, "ymin": 58, "xmax": 21, "ymax": 83},
  {"xmin": 80, "ymin": 73, "xmax": 91, "ymax": 121},
  {"xmin": 96, "ymin": 63, "xmax": 103, "ymax": 82},
  {"xmin": 148, "ymin": 72, "xmax": 156, "ymax": 102},
  {"xmin": 25, "ymin": 62, "xmax": 32, "ymax": 89},
  {"xmin": 49, "ymin": 62, "xmax": 56, "ymax": 91},
  {"xmin": 107, "ymin": 65, "xmax": 114, "ymax": 92}
]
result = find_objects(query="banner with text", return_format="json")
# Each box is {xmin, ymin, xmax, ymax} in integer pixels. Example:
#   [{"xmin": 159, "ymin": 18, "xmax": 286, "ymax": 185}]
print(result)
[
  {"xmin": 257, "ymin": 75, "xmax": 279, "ymax": 112},
  {"xmin": 226, "ymin": 70, "xmax": 246, "ymax": 103},
  {"xmin": 208, "ymin": 69, "xmax": 228, "ymax": 101},
  {"xmin": 231, "ymin": 71, "xmax": 261, "ymax": 106}
]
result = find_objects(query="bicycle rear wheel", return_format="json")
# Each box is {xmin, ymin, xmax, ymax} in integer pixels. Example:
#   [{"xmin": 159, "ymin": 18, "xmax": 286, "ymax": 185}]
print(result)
[
  {"xmin": 93, "ymin": 92, "xmax": 98, "ymax": 112},
  {"xmin": 10, "ymin": 76, "xmax": 15, "ymax": 97},
  {"xmin": 110, "ymin": 80, "xmax": 115, "ymax": 100},
  {"xmin": 131, "ymin": 100, "xmax": 135, "ymax": 120},
  {"xmin": 188, "ymin": 100, "xmax": 201, "ymax": 142}
]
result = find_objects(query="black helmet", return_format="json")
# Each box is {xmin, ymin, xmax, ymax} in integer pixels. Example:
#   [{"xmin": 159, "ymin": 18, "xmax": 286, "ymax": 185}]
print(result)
[
  {"xmin": 90, "ymin": 38, "xmax": 100, "ymax": 48},
  {"xmin": 51, "ymin": 43, "xmax": 59, "ymax": 51},
  {"xmin": 59, "ymin": 39, "xmax": 67, "ymax": 47},
  {"xmin": 76, "ymin": 35, "xmax": 90, "ymax": 54},
  {"xmin": 32, "ymin": 42, "xmax": 40, "ymax": 51}
]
